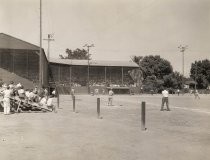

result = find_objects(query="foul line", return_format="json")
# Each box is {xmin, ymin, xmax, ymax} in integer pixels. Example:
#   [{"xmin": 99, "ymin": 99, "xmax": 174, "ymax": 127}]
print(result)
[{"xmin": 145, "ymin": 102, "xmax": 210, "ymax": 115}]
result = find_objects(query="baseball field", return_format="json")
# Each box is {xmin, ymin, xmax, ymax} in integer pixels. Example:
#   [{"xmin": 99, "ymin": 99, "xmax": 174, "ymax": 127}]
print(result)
[{"xmin": 0, "ymin": 94, "xmax": 210, "ymax": 160}]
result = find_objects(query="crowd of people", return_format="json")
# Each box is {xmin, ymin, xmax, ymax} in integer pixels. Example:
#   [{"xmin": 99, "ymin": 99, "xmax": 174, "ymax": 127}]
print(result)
[{"xmin": 0, "ymin": 81, "xmax": 56, "ymax": 115}]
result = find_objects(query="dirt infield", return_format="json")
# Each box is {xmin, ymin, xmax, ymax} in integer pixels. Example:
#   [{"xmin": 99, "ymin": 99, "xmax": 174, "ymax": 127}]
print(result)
[{"xmin": 0, "ymin": 94, "xmax": 210, "ymax": 160}]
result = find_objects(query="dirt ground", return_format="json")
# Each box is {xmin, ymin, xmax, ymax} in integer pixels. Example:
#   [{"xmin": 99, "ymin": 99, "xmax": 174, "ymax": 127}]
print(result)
[{"xmin": 0, "ymin": 94, "xmax": 210, "ymax": 160}]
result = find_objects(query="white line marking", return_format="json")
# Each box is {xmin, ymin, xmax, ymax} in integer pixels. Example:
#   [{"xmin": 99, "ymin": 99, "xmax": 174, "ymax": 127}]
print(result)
[{"xmin": 145, "ymin": 102, "xmax": 210, "ymax": 115}]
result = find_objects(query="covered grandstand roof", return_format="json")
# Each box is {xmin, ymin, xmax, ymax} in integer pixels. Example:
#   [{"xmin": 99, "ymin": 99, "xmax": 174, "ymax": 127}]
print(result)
[
  {"xmin": 0, "ymin": 33, "xmax": 40, "ymax": 50},
  {"xmin": 50, "ymin": 58, "xmax": 139, "ymax": 67}
]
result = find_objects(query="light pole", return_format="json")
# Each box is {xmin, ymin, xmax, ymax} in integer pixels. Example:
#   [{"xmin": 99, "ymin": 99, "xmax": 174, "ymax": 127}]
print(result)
[
  {"xmin": 195, "ymin": 61, "xmax": 198, "ymax": 90},
  {"xmin": 178, "ymin": 45, "xmax": 188, "ymax": 76},
  {"xmin": 43, "ymin": 34, "xmax": 54, "ymax": 60},
  {"xmin": 178, "ymin": 45, "xmax": 188, "ymax": 89},
  {"xmin": 83, "ymin": 44, "xmax": 94, "ymax": 94}
]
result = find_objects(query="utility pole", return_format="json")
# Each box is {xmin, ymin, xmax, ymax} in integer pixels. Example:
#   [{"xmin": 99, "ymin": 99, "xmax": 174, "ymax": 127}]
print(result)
[
  {"xmin": 43, "ymin": 34, "xmax": 54, "ymax": 60},
  {"xmin": 39, "ymin": 0, "xmax": 43, "ymax": 88},
  {"xmin": 83, "ymin": 44, "xmax": 94, "ymax": 94}
]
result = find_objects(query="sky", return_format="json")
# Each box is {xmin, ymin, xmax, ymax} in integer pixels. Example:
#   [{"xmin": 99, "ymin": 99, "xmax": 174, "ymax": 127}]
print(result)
[{"xmin": 0, "ymin": 0, "xmax": 210, "ymax": 77}]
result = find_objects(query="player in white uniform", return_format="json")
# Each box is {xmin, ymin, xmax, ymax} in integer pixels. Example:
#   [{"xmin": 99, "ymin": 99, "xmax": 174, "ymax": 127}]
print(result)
[
  {"xmin": 108, "ymin": 89, "xmax": 114, "ymax": 106},
  {"xmin": 160, "ymin": 88, "xmax": 170, "ymax": 111},
  {"xmin": 2, "ymin": 85, "xmax": 12, "ymax": 115}
]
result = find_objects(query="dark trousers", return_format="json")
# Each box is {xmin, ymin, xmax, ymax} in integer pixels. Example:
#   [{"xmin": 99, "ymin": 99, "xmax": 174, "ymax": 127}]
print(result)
[{"xmin": 161, "ymin": 97, "xmax": 169, "ymax": 110}]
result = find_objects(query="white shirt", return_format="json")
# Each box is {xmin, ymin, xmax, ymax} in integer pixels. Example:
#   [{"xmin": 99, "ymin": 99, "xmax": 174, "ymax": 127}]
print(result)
[
  {"xmin": 162, "ymin": 90, "xmax": 169, "ymax": 97},
  {"xmin": 52, "ymin": 90, "xmax": 56, "ymax": 95},
  {"xmin": 109, "ymin": 90, "xmax": 114, "ymax": 96},
  {"xmin": 47, "ymin": 98, "xmax": 53, "ymax": 106},
  {"xmin": 25, "ymin": 91, "xmax": 30, "ymax": 98},
  {"xmin": 18, "ymin": 89, "xmax": 25, "ymax": 94},
  {"xmin": 3, "ymin": 89, "xmax": 12, "ymax": 98},
  {"xmin": 40, "ymin": 97, "xmax": 47, "ymax": 105},
  {"xmin": 16, "ymin": 83, "xmax": 22, "ymax": 88},
  {"xmin": 9, "ymin": 84, "xmax": 14, "ymax": 89},
  {"xmin": 29, "ymin": 92, "xmax": 36, "ymax": 99}
]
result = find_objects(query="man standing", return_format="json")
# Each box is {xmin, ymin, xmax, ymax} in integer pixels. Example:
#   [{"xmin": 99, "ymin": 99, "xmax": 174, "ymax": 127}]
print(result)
[
  {"xmin": 161, "ymin": 88, "xmax": 170, "ymax": 111},
  {"xmin": 177, "ymin": 89, "xmax": 180, "ymax": 96},
  {"xmin": 108, "ymin": 89, "xmax": 114, "ymax": 106},
  {"xmin": 194, "ymin": 90, "xmax": 200, "ymax": 99},
  {"xmin": 52, "ymin": 89, "xmax": 56, "ymax": 97},
  {"xmin": 3, "ymin": 85, "xmax": 12, "ymax": 115},
  {"xmin": 71, "ymin": 88, "xmax": 75, "ymax": 99}
]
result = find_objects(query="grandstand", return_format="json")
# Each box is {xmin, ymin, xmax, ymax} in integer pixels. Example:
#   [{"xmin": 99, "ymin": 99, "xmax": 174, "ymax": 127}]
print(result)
[
  {"xmin": 49, "ymin": 59, "xmax": 138, "ymax": 94},
  {"xmin": 0, "ymin": 33, "xmax": 138, "ymax": 94},
  {"xmin": 0, "ymin": 33, "xmax": 48, "ymax": 88}
]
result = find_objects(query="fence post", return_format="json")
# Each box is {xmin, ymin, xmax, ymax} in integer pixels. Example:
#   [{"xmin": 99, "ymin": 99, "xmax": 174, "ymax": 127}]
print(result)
[
  {"xmin": 57, "ymin": 94, "xmax": 60, "ymax": 108},
  {"xmin": 73, "ymin": 95, "xmax": 75, "ymax": 112},
  {"xmin": 97, "ymin": 98, "xmax": 100, "ymax": 118},
  {"xmin": 141, "ymin": 101, "xmax": 146, "ymax": 130}
]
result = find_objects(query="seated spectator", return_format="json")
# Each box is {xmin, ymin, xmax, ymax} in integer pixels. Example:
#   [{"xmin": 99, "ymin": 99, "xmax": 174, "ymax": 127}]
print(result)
[
  {"xmin": 46, "ymin": 95, "xmax": 56, "ymax": 112},
  {"xmin": 9, "ymin": 81, "xmax": 15, "ymax": 90},
  {"xmin": 33, "ymin": 86, "xmax": 38, "ymax": 94},
  {"xmin": 38, "ymin": 86, "xmax": 45, "ymax": 100},
  {"xmin": 18, "ymin": 86, "xmax": 25, "ymax": 99},
  {"xmin": 16, "ymin": 83, "xmax": 22, "ymax": 89},
  {"xmin": 29, "ymin": 89, "xmax": 38, "ymax": 102},
  {"xmin": 0, "ymin": 83, "xmax": 7, "ymax": 96},
  {"xmin": 39, "ymin": 96, "xmax": 47, "ymax": 106},
  {"xmin": 25, "ymin": 89, "xmax": 30, "ymax": 99},
  {"xmin": 44, "ymin": 88, "xmax": 48, "ymax": 97}
]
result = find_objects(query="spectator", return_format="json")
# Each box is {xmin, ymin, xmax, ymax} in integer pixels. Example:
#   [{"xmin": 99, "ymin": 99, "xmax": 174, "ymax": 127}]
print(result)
[
  {"xmin": 38, "ymin": 86, "xmax": 45, "ymax": 100},
  {"xmin": 102, "ymin": 89, "xmax": 105, "ymax": 95},
  {"xmin": 18, "ymin": 86, "xmax": 25, "ymax": 100},
  {"xmin": 52, "ymin": 89, "xmax": 56, "ymax": 97},
  {"xmin": 16, "ymin": 83, "xmax": 22, "ymax": 89},
  {"xmin": 94, "ymin": 88, "xmax": 99, "ymax": 95},
  {"xmin": 44, "ymin": 88, "xmax": 48, "ymax": 97},
  {"xmin": 47, "ymin": 95, "xmax": 56, "ymax": 112},
  {"xmin": 29, "ymin": 89, "xmax": 38, "ymax": 102},
  {"xmin": 25, "ymin": 89, "xmax": 30, "ymax": 99},
  {"xmin": 39, "ymin": 96, "xmax": 47, "ymax": 106},
  {"xmin": 9, "ymin": 81, "xmax": 15, "ymax": 90}
]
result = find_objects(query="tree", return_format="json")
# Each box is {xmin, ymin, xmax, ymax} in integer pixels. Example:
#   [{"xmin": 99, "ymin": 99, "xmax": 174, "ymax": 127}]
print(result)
[
  {"xmin": 131, "ymin": 55, "xmax": 143, "ymax": 65},
  {"xmin": 59, "ymin": 48, "xmax": 90, "ymax": 60},
  {"xmin": 190, "ymin": 59, "xmax": 210, "ymax": 89},
  {"xmin": 142, "ymin": 75, "xmax": 164, "ymax": 93},
  {"xmin": 163, "ymin": 72, "xmax": 183, "ymax": 89},
  {"xmin": 140, "ymin": 55, "xmax": 173, "ymax": 79},
  {"xmin": 128, "ymin": 69, "xmax": 144, "ymax": 87},
  {"xmin": 131, "ymin": 55, "xmax": 174, "ymax": 90}
]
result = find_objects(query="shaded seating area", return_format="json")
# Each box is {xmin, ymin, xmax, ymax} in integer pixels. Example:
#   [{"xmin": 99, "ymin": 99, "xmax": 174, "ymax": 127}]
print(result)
[{"xmin": 0, "ymin": 96, "xmax": 54, "ymax": 113}]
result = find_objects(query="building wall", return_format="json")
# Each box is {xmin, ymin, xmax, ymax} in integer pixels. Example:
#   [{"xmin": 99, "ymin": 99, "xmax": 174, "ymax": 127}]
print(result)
[{"xmin": 0, "ymin": 49, "xmax": 48, "ymax": 87}]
